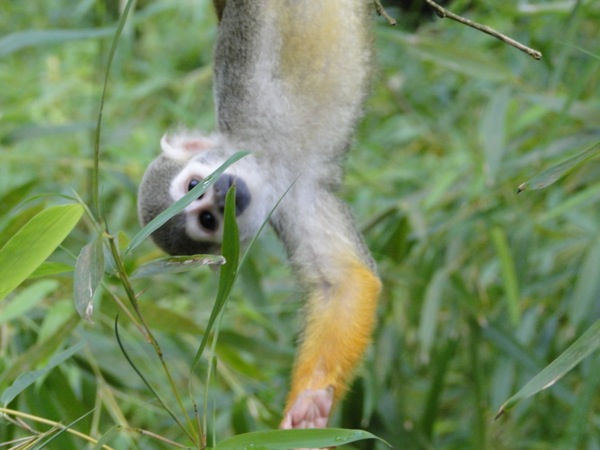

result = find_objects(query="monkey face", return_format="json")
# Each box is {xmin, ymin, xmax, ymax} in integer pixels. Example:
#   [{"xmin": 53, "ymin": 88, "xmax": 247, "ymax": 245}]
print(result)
[
  {"xmin": 137, "ymin": 132, "xmax": 254, "ymax": 256},
  {"xmin": 184, "ymin": 173, "xmax": 251, "ymax": 236}
]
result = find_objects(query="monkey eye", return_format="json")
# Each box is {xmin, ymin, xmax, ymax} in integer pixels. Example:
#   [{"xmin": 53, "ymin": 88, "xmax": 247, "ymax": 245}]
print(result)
[
  {"xmin": 199, "ymin": 211, "xmax": 217, "ymax": 231},
  {"xmin": 187, "ymin": 179, "xmax": 204, "ymax": 199}
]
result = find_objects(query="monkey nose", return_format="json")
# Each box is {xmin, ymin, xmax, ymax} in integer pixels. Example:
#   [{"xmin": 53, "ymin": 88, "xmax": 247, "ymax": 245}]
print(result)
[{"xmin": 213, "ymin": 174, "xmax": 251, "ymax": 216}]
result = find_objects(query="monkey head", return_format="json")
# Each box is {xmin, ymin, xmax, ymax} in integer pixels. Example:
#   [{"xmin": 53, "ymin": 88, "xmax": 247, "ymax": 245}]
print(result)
[{"xmin": 137, "ymin": 132, "xmax": 257, "ymax": 256}]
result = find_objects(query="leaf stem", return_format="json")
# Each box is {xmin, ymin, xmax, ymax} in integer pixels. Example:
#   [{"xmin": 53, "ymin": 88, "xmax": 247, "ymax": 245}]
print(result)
[
  {"xmin": 106, "ymin": 232, "xmax": 201, "ymax": 446},
  {"xmin": 91, "ymin": 0, "xmax": 135, "ymax": 217}
]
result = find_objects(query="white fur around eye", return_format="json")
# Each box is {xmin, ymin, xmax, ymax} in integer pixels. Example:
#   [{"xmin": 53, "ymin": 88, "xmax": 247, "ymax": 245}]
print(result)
[{"xmin": 168, "ymin": 153, "xmax": 225, "ymax": 201}]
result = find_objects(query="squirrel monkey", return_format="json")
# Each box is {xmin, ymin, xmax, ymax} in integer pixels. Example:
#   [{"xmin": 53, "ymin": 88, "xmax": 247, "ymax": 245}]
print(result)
[{"xmin": 138, "ymin": 0, "xmax": 381, "ymax": 430}]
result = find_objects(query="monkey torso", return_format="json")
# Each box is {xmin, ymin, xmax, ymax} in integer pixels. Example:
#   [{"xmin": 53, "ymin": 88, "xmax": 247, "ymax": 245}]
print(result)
[{"xmin": 214, "ymin": 0, "xmax": 372, "ymax": 183}]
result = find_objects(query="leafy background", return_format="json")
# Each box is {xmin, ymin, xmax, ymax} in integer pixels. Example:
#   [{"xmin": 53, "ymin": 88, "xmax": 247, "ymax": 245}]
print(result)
[{"xmin": 1, "ymin": 0, "xmax": 600, "ymax": 448}]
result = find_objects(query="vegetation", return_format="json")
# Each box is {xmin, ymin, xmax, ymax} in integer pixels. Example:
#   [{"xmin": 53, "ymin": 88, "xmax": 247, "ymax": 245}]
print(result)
[{"xmin": 1, "ymin": 0, "xmax": 599, "ymax": 448}]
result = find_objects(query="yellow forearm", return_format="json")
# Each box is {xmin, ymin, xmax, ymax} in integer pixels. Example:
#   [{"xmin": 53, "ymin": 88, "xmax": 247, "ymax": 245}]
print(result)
[{"xmin": 285, "ymin": 257, "xmax": 381, "ymax": 413}]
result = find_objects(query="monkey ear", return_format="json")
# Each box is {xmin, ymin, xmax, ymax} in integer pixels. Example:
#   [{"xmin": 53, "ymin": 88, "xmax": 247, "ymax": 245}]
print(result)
[{"xmin": 160, "ymin": 132, "xmax": 218, "ymax": 161}]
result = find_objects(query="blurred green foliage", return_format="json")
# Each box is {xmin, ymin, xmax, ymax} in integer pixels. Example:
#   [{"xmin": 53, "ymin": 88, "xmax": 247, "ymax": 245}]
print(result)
[{"xmin": 1, "ymin": 0, "xmax": 600, "ymax": 448}]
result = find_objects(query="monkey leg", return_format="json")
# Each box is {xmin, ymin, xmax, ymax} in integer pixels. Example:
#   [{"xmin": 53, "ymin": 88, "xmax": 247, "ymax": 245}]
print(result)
[{"xmin": 280, "ymin": 257, "xmax": 381, "ymax": 430}]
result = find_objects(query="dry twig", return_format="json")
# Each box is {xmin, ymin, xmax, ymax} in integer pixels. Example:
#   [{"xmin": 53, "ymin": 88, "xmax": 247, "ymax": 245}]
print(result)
[
  {"xmin": 373, "ymin": 0, "xmax": 397, "ymax": 26},
  {"xmin": 424, "ymin": 0, "xmax": 542, "ymax": 60}
]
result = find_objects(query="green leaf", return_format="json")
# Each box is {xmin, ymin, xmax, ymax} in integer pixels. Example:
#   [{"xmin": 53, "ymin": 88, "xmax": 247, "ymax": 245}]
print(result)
[
  {"xmin": 28, "ymin": 261, "xmax": 74, "ymax": 278},
  {"xmin": 129, "ymin": 254, "xmax": 225, "ymax": 279},
  {"xmin": 561, "ymin": 354, "xmax": 600, "ymax": 449},
  {"xmin": 191, "ymin": 185, "xmax": 239, "ymax": 371},
  {"xmin": 126, "ymin": 151, "xmax": 248, "ymax": 253},
  {"xmin": 38, "ymin": 300, "xmax": 76, "ymax": 342},
  {"xmin": 0, "ymin": 204, "xmax": 84, "ymax": 301},
  {"xmin": 496, "ymin": 317, "xmax": 600, "ymax": 419},
  {"xmin": 0, "ymin": 314, "xmax": 80, "ymax": 386},
  {"xmin": 0, "ymin": 199, "xmax": 42, "ymax": 249},
  {"xmin": 568, "ymin": 240, "xmax": 600, "ymax": 328},
  {"xmin": 5, "ymin": 122, "xmax": 96, "ymax": 144},
  {"xmin": 490, "ymin": 227, "xmax": 520, "ymax": 327},
  {"xmin": 0, "ymin": 279, "xmax": 59, "ymax": 325},
  {"xmin": 383, "ymin": 29, "xmax": 515, "ymax": 82},
  {"xmin": 0, "ymin": 28, "xmax": 116, "ymax": 57},
  {"xmin": 1, "ymin": 341, "xmax": 85, "ymax": 405},
  {"xmin": 517, "ymin": 141, "xmax": 600, "ymax": 192},
  {"xmin": 480, "ymin": 87, "xmax": 510, "ymax": 183},
  {"xmin": 537, "ymin": 182, "xmax": 600, "ymax": 223},
  {"xmin": 418, "ymin": 269, "xmax": 447, "ymax": 358},
  {"xmin": 74, "ymin": 235, "xmax": 105, "ymax": 321},
  {"xmin": 214, "ymin": 428, "xmax": 390, "ymax": 450},
  {"xmin": 91, "ymin": 425, "xmax": 120, "ymax": 450},
  {"xmin": 132, "ymin": 302, "xmax": 204, "ymax": 335}
]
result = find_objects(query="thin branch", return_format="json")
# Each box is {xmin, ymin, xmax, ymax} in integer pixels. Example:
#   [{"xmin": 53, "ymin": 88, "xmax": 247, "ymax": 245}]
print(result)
[
  {"xmin": 373, "ymin": 0, "xmax": 397, "ymax": 26},
  {"xmin": 129, "ymin": 428, "xmax": 191, "ymax": 449},
  {"xmin": 424, "ymin": 0, "xmax": 542, "ymax": 60},
  {"xmin": 0, "ymin": 407, "xmax": 115, "ymax": 450}
]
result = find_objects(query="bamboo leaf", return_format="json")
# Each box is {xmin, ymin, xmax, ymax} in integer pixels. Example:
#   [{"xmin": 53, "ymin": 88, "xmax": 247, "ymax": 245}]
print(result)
[
  {"xmin": 568, "ymin": 240, "xmax": 600, "ymax": 328},
  {"xmin": 383, "ymin": 29, "xmax": 515, "ymax": 82},
  {"xmin": 491, "ymin": 227, "xmax": 520, "ymax": 327},
  {"xmin": 480, "ymin": 87, "xmax": 510, "ymax": 183},
  {"xmin": 0, "ymin": 204, "xmax": 84, "ymax": 301},
  {"xmin": 129, "ymin": 254, "xmax": 225, "ymax": 279},
  {"xmin": 191, "ymin": 185, "xmax": 239, "ymax": 371},
  {"xmin": 496, "ymin": 317, "xmax": 600, "ymax": 419},
  {"xmin": 418, "ymin": 269, "xmax": 447, "ymax": 359},
  {"xmin": 0, "ymin": 28, "xmax": 116, "ymax": 57},
  {"xmin": 28, "ymin": 261, "xmax": 74, "ymax": 279},
  {"xmin": 132, "ymin": 303, "xmax": 204, "ymax": 335},
  {"xmin": 0, "ymin": 201, "xmax": 43, "ymax": 249},
  {"xmin": 91, "ymin": 425, "xmax": 120, "ymax": 450},
  {"xmin": 1, "ymin": 341, "xmax": 85, "ymax": 405},
  {"xmin": 561, "ymin": 355, "xmax": 600, "ymax": 449},
  {"xmin": 74, "ymin": 235, "xmax": 105, "ymax": 321},
  {"xmin": 0, "ymin": 280, "xmax": 59, "ymax": 325},
  {"xmin": 0, "ymin": 315, "xmax": 80, "ymax": 386},
  {"xmin": 127, "ymin": 151, "xmax": 248, "ymax": 253},
  {"xmin": 214, "ymin": 428, "xmax": 390, "ymax": 450},
  {"xmin": 517, "ymin": 141, "xmax": 600, "ymax": 192}
]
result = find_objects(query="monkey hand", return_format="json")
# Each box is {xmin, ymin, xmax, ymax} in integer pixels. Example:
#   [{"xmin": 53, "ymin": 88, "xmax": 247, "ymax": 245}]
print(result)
[
  {"xmin": 280, "ymin": 386, "xmax": 334, "ymax": 430},
  {"xmin": 280, "ymin": 387, "xmax": 335, "ymax": 450}
]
